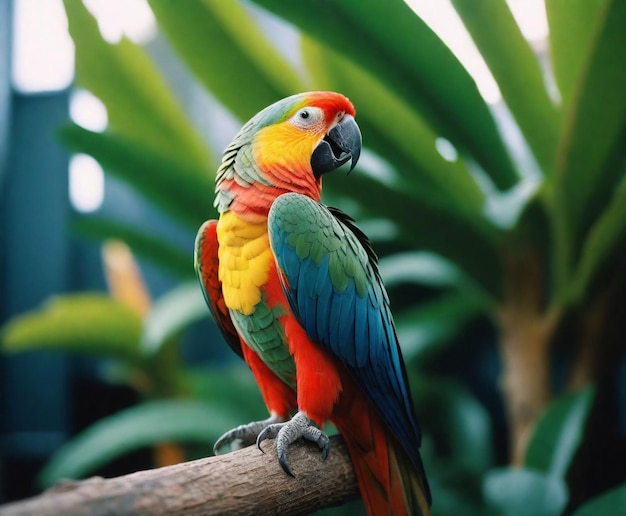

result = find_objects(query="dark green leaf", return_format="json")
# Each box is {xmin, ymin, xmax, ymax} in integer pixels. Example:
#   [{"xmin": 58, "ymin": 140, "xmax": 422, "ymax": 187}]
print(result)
[
  {"xmin": 378, "ymin": 251, "xmax": 464, "ymax": 289},
  {"xmin": 313, "ymin": 500, "xmax": 365, "ymax": 516},
  {"xmin": 148, "ymin": 0, "xmax": 304, "ymax": 122},
  {"xmin": 38, "ymin": 400, "xmax": 240, "ymax": 487},
  {"xmin": 182, "ymin": 366, "xmax": 266, "ymax": 421},
  {"xmin": 253, "ymin": 0, "xmax": 518, "ymax": 189},
  {"xmin": 142, "ymin": 282, "xmax": 209, "ymax": 356},
  {"xmin": 551, "ymin": 0, "xmax": 626, "ymax": 296},
  {"xmin": 451, "ymin": 0, "xmax": 560, "ymax": 174},
  {"xmin": 413, "ymin": 376, "xmax": 493, "ymax": 473},
  {"xmin": 396, "ymin": 292, "xmax": 487, "ymax": 360},
  {"xmin": 546, "ymin": 0, "xmax": 607, "ymax": 107},
  {"xmin": 72, "ymin": 217, "xmax": 193, "ymax": 279},
  {"xmin": 508, "ymin": 191, "xmax": 552, "ymax": 270},
  {"xmin": 59, "ymin": 125, "xmax": 213, "ymax": 230},
  {"xmin": 63, "ymin": 0, "xmax": 210, "ymax": 168},
  {"xmin": 1, "ymin": 294, "xmax": 142, "ymax": 363},
  {"xmin": 331, "ymin": 173, "xmax": 502, "ymax": 300},
  {"xmin": 571, "ymin": 170, "xmax": 626, "ymax": 300},
  {"xmin": 483, "ymin": 468, "xmax": 568, "ymax": 516},
  {"xmin": 302, "ymin": 36, "xmax": 486, "ymax": 221},
  {"xmin": 525, "ymin": 387, "xmax": 594, "ymax": 477},
  {"xmin": 572, "ymin": 483, "xmax": 626, "ymax": 516}
]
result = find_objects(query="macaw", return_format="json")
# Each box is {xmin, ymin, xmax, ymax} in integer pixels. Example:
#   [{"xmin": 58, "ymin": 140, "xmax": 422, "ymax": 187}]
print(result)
[{"xmin": 195, "ymin": 91, "xmax": 431, "ymax": 515}]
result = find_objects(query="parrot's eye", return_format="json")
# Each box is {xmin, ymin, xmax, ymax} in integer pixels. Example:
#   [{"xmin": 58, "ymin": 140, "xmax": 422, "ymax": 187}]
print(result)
[{"xmin": 291, "ymin": 107, "xmax": 324, "ymax": 129}]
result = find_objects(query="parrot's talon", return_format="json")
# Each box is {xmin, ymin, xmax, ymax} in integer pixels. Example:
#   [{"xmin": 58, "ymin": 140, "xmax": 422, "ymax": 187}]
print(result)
[
  {"xmin": 256, "ymin": 411, "xmax": 330, "ymax": 477},
  {"xmin": 279, "ymin": 455, "xmax": 295, "ymax": 478},
  {"xmin": 213, "ymin": 414, "xmax": 284, "ymax": 455},
  {"xmin": 256, "ymin": 427, "xmax": 271, "ymax": 453},
  {"xmin": 321, "ymin": 441, "xmax": 330, "ymax": 461}
]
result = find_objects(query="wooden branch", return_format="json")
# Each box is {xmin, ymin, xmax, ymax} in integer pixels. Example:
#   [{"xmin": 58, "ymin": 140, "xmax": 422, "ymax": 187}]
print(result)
[{"xmin": 1, "ymin": 436, "xmax": 359, "ymax": 515}]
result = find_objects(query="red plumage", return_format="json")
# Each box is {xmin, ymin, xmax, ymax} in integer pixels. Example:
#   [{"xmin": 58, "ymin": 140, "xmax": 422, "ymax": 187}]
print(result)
[{"xmin": 196, "ymin": 92, "xmax": 431, "ymax": 515}]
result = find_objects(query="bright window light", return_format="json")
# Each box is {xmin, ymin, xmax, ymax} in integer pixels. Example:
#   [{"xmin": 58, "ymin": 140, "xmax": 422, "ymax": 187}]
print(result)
[
  {"xmin": 12, "ymin": 0, "xmax": 74, "ymax": 93},
  {"xmin": 82, "ymin": 0, "xmax": 157, "ymax": 44},
  {"xmin": 69, "ymin": 154, "xmax": 105, "ymax": 213},
  {"xmin": 70, "ymin": 89, "xmax": 108, "ymax": 132}
]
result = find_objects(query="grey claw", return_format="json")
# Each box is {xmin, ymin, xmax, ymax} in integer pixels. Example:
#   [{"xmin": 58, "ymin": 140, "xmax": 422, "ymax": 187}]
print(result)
[
  {"xmin": 255, "ymin": 427, "xmax": 270, "ymax": 453},
  {"xmin": 279, "ymin": 453, "xmax": 295, "ymax": 478},
  {"xmin": 213, "ymin": 415, "xmax": 284, "ymax": 455},
  {"xmin": 256, "ymin": 411, "xmax": 331, "ymax": 477},
  {"xmin": 256, "ymin": 421, "xmax": 281, "ymax": 453},
  {"xmin": 213, "ymin": 437, "xmax": 226, "ymax": 456},
  {"xmin": 321, "ymin": 440, "xmax": 330, "ymax": 461}
]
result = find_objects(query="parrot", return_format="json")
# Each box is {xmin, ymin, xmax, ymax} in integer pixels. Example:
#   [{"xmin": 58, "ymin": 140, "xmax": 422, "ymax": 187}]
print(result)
[{"xmin": 195, "ymin": 91, "xmax": 431, "ymax": 515}]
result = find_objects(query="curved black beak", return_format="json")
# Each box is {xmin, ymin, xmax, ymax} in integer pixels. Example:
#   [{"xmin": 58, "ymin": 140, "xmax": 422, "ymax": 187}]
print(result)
[{"xmin": 311, "ymin": 115, "xmax": 362, "ymax": 178}]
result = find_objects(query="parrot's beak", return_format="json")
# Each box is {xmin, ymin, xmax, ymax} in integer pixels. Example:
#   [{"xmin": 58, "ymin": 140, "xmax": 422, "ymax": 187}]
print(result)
[{"xmin": 311, "ymin": 115, "xmax": 362, "ymax": 178}]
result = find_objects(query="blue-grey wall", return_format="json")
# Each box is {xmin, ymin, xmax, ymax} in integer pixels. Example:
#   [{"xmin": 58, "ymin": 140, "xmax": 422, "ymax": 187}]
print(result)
[
  {"xmin": 0, "ymin": 0, "xmax": 11, "ymax": 187},
  {"xmin": 0, "ymin": 91, "xmax": 72, "ymax": 499}
]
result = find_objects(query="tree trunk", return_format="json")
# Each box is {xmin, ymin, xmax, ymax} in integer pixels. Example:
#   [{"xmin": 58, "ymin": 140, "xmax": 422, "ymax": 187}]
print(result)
[
  {"xmin": 497, "ymin": 307, "xmax": 558, "ymax": 465},
  {"xmin": 497, "ymin": 248, "xmax": 560, "ymax": 465}
]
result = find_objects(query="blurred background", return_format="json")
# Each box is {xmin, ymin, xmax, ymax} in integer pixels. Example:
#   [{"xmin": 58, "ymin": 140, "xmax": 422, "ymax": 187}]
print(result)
[{"xmin": 1, "ymin": 0, "xmax": 625, "ymax": 514}]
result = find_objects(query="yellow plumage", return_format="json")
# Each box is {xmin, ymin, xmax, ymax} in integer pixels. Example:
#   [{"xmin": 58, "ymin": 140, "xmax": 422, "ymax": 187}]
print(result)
[{"xmin": 217, "ymin": 211, "xmax": 273, "ymax": 315}]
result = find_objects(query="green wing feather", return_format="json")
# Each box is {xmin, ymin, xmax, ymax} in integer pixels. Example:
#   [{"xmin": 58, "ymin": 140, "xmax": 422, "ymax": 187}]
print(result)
[{"xmin": 268, "ymin": 192, "xmax": 430, "ymax": 503}]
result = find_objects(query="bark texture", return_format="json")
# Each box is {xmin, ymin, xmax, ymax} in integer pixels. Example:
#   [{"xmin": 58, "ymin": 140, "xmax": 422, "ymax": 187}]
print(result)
[
  {"xmin": 497, "ymin": 247, "xmax": 559, "ymax": 465},
  {"xmin": 497, "ymin": 307, "xmax": 557, "ymax": 465},
  {"xmin": 1, "ymin": 436, "xmax": 359, "ymax": 516}
]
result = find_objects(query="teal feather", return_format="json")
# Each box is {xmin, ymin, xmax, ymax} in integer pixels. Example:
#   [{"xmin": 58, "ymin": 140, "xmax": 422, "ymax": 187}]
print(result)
[{"xmin": 268, "ymin": 192, "xmax": 424, "ymax": 478}]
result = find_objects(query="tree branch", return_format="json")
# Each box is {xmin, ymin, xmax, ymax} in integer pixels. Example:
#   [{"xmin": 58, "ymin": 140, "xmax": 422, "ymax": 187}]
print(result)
[{"xmin": 1, "ymin": 436, "xmax": 359, "ymax": 515}]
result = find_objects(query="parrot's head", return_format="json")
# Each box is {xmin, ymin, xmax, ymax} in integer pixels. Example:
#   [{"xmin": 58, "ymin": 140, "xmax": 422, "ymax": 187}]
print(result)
[
  {"xmin": 252, "ymin": 91, "xmax": 361, "ymax": 179},
  {"xmin": 215, "ymin": 91, "xmax": 361, "ymax": 217}
]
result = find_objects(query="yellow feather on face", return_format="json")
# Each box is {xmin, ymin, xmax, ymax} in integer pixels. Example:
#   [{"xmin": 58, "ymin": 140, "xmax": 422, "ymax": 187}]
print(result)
[
  {"xmin": 255, "ymin": 121, "xmax": 320, "ymax": 161},
  {"xmin": 253, "ymin": 121, "xmax": 323, "ymax": 193},
  {"xmin": 217, "ymin": 211, "xmax": 274, "ymax": 315}
]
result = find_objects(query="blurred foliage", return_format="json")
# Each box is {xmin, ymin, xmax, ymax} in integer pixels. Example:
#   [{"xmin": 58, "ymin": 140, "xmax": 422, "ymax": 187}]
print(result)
[
  {"xmin": 572, "ymin": 483, "xmax": 626, "ymax": 516},
  {"xmin": 2, "ymin": 294, "xmax": 142, "ymax": 362},
  {"xmin": 2, "ymin": 0, "xmax": 626, "ymax": 514}
]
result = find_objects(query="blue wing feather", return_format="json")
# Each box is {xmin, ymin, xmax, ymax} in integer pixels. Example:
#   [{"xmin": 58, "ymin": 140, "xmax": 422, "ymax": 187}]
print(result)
[
  {"xmin": 338, "ymin": 284, "xmax": 356, "ymax": 358},
  {"xmin": 354, "ymin": 293, "xmax": 369, "ymax": 362},
  {"xmin": 315, "ymin": 257, "xmax": 332, "ymax": 341},
  {"xmin": 268, "ymin": 193, "xmax": 424, "ymax": 476}
]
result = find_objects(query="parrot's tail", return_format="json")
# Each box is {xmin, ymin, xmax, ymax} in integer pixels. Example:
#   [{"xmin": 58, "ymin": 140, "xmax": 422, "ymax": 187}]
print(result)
[{"xmin": 332, "ymin": 381, "xmax": 431, "ymax": 516}]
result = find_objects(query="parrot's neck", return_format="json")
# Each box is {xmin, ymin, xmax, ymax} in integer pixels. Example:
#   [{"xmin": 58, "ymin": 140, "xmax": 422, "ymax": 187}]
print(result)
[{"xmin": 215, "ymin": 175, "xmax": 322, "ymax": 225}]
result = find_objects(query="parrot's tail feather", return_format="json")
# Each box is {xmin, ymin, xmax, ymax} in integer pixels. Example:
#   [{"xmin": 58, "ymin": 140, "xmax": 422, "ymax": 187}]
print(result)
[
  {"xmin": 388, "ymin": 441, "xmax": 431, "ymax": 516},
  {"xmin": 332, "ymin": 383, "xmax": 431, "ymax": 516}
]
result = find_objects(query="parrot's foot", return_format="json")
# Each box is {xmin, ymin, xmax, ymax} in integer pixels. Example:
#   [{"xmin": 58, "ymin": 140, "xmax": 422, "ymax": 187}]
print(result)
[
  {"xmin": 256, "ymin": 410, "xmax": 330, "ymax": 477},
  {"xmin": 213, "ymin": 414, "xmax": 285, "ymax": 455}
]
